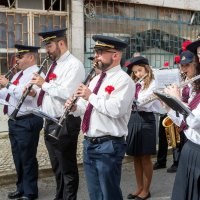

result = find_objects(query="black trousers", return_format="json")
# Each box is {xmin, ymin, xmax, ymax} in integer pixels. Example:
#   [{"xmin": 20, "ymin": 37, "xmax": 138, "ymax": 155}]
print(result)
[
  {"xmin": 8, "ymin": 115, "xmax": 43, "ymax": 198},
  {"xmin": 44, "ymin": 115, "xmax": 81, "ymax": 200},
  {"xmin": 156, "ymin": 114, "xmax": 187, "ymax": 165}
]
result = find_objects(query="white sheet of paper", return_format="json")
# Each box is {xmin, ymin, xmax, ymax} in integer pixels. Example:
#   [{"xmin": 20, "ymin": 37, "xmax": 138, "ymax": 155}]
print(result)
[{"xmin": 154, "ymin": 68, "xmax": 181, "ymax": 89}]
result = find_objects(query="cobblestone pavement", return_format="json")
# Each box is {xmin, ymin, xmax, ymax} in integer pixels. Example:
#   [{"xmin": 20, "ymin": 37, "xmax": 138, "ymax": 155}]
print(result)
[
  {"xmin": 0, "ymin": 159, "xmax": 175, "ymax": 200},
  {"xmin": 0, "ymin": 132, "xmax": 84, "ymax": 185},
  {"xmin": 0, "ymin": 132, "xmax": 175, "ymax": 200}
]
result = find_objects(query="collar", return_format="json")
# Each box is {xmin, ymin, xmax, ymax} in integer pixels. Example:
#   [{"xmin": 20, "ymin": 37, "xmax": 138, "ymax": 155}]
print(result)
[
  {"xmin": 22, "ymin": 64, "xmax": 38, "ymax": 74},
  {"xmin": 104, "ymin": 65, "xmax": 121, "ymax": 75},
  {"xmin": 56, "ymin": 50, "xmax": 70, "ymax": 63}
]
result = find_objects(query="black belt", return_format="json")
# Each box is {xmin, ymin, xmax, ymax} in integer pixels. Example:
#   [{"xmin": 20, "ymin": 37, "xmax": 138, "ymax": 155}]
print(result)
[
  {"xmin": 15, "ymin": 114, "xmax": 34, "ymax": 120},
  {"xmin": 84, "ymin": 135, "xmax": 124, "ymax": 144}
]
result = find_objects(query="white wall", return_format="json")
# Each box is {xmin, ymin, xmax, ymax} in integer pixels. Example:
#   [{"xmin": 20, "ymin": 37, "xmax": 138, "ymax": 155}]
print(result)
[{"xmin": 128, "ymin": 0, "xmax": 200, "ymax": 11}]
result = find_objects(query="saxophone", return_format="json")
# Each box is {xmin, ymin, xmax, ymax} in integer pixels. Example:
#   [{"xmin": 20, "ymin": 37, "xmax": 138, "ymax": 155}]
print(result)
[{"xmin": 162, "ymin": 116, "xmax": 180, "ymax": 148}]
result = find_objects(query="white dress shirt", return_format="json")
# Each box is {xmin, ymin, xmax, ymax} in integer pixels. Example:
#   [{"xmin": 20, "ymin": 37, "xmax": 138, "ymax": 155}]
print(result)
[
  {"xmin": 168, "ymin": 92, "xmax": 200, "ymax": 145},
  {"xmin": 40, "ymin": 50, "xmax": 85, "ymax": 118},
  {"xmin": 137, "ymin": 80, "xmax": 164, "ymax": 113},
  {"xmin": 0, "ymin": 65, "xmax": 43, "ymax": 117},
  {"xmin": 73, "ymin": 65, "xmax": 135, "ymax": 137}
]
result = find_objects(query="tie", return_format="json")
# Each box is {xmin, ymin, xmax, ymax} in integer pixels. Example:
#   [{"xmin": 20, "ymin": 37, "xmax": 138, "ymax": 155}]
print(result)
[
  {"xmin": 81, "ymin": 72, "xmax": 106, "ymax": 133},
  {"xmin": 135, "ymin": 83, "xmax": 141, "ymax": 99},
  {"xmin": 3, "ymin": 71, "xmax": 23, "ymax": 114},
  {"xmin": 182, "ymin": 85, "xmax": 190, "ymax": 103},
  {"xmin": 37, "ymin": 61, "xmax": 57, "ymax": 106}
]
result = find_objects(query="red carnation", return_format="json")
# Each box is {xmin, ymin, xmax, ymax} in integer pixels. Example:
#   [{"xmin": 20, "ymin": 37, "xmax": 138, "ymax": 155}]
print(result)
[
  {"xmin": 163, "ymin": 61, "xmax": 169, "ymax": 67},
  {"xmin": 105, "ymin": 85, "xmax": 115, "ymax": 94},
  {"xmin": 182, "ymin": 40, "xmax": 192, "ymax": 51},
  {"xmin": 124, "ymin": 61, "xmax": 131, "ymax": 68},
  {"xmin": 48, "ymin": 73, "xmax": 57, "ymax": 80},
  {"xmin": 12, "ymin": 80, "xmax": 19, "ymax": 85},
  {"xmin": 174, "ymin": 55, "xmax": 181, "ymax": 64}
]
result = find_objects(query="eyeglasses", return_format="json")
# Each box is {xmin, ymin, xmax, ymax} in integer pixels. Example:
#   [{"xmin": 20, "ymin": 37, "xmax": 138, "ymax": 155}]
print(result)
[
  {"xmin": 16, "ymin": 54, "xmax": 25, "ymax": 59},
  {"xmin": 94, "ymin": 49, "xmax": 117, "ymax": 56}
]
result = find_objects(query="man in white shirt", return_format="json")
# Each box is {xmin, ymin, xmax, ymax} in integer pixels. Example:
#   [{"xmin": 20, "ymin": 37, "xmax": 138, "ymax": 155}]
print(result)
[
  {"xmin": 66, "ymin": 35, "xmax": 135, "ymax": 200},
  {"xmin": 0, "ymin": 45, "xmax": 44, "ymax": 200},
  {"xmin": 30, "ymin": 28, "xmax": 85, "ymax": 200}
]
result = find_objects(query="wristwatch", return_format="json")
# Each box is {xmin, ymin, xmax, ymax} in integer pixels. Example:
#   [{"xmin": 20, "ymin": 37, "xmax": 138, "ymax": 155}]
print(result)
[{"xmin": 6, "ymin": 81, "xmax": 12, "ymax": 89}]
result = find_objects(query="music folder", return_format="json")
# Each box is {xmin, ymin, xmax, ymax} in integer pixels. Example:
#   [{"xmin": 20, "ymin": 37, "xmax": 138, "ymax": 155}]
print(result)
[
  {"xmin": 27, "ymin": 107, "xmax": 59, "ymax": 124},
  {"xmin": 154, "ymin": 91, "xmax": 192, "ymax": 117}
]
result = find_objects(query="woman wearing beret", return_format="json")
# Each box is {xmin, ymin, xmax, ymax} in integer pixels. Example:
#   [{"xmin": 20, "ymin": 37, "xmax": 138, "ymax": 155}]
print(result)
[
  {"xmin": 163, "ymin": 39, "xmax": 200, "ymax": 200},
  {"xmin": 126, "ymin": 56, "xmax": 162, "ymax": 200}
]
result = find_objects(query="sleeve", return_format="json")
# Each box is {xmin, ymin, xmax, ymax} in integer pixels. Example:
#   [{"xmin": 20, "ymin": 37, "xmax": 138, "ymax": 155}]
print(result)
[
  {"xmin": 88, "ymin": 76, "xmax": 135, "ymax": 118},
  {"xmin": 186, "ymin": 104, "xmax": 200, "ymax": 129},
  {"xmin": 72, "ymin": 98, "xmax": 88, "ymax": 117},
  {"xmin": 42, "ymin": 62, "xmax": 85, "ymax": 100},
  {"xmin": 0, "ymin": 87, "xmax": 8, "ymax": 100},
  {"xmin": 137, "ymin": 81, "xmax": 163, "ymax": 113},
  {"xmin": 167, "ymin": 109, "xmax": 184, "ymax": 127}
]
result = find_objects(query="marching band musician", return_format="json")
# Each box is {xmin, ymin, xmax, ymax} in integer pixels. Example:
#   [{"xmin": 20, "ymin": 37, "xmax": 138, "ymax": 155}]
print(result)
[
  {"xmin": 126, "ymin": 56, "xmax": 163, "ymax": 200},
  {"xmin": 0, "ymin": 45, "xmax": 44, "ymax": 200},
  {"xmin": 65, "ymin": 35, "xmax": 135, "ymax": 200},
  {"xmin": 163, "ymin": 41, "xmax": 200, "ymax": 199},
  {"xmin": 29, "ymin": 28, "xmax": 85, "ymax": 200}
]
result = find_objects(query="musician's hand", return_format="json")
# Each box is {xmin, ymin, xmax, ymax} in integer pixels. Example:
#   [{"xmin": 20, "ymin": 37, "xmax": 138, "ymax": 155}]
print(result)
[
  {"xmin": 30, "ymin": 73, "xmax": 45, "ymax": 88},
  {"xmin": 65, "ymin": 97, "xmax": 77, "ymax": 112},
  {"xmin": 0, "ymin": 75, "xmax": 9, "ymax": 87},
  {"xmin": 164, "ymin": 84, "xmax": 181, "ymax": 101},
  {"xmin": 75, "ymin": 83, "xmax": 92, "ymax": 100},
  {"xmin": 23, "ymin": 86, "xmax": 37, "ymax": 97}
]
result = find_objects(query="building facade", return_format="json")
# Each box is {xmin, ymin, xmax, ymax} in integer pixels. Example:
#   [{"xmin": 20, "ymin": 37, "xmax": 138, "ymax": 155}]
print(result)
[{"xmin": 0, "ymin": 0, "xmax": 200, "ymax": 131}]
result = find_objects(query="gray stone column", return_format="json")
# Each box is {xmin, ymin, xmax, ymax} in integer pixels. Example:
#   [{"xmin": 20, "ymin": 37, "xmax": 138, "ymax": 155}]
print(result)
[{"xmin": 71, "ymin": 0, "xmax": 84, "ymax": 63}]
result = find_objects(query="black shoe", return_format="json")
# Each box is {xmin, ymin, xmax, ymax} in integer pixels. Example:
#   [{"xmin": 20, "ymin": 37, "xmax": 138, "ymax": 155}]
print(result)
[
  {"xmin": 153, "ymin": 162, "xmax": 166, "ymax": 170},
  {"xmin": 135, "ymin": 192, "xmax": 151, "ymax": 200},
  {"xmin": 167, "ymin": 164, "xmax": 178, "ymax": 173},
  {"xmin": 127, "ymin": 193, "xmax": 137, "ymax": 199},
  {"xmin": 8, "ymin": 191, "xmax": 23, "ymax": 199}
]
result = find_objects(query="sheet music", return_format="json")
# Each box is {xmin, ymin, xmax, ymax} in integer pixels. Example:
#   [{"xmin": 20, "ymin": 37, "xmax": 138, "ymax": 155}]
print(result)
[
  {"xmin": 26, "ymin": 107, "xmax": 59, "ymax": 123},
  {"xmin": 154, "ymin": 91, "xmax": 192, "ymax": 116},
  {"xmin": 154, "ymin": 69, "xmax": 181, "ymax": 89}
]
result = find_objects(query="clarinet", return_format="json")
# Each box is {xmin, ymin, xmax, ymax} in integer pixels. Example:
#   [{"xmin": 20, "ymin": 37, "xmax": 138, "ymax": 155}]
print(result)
[
  {"xmin": 9, "ymin": 56, "xmax": 50, "ymax": 120},
  {"xmin": 48, "ymin": 66, "xmax": 96, "ymax": 140},
  {"xmin": 4, "ymin": 63, "xmax": 18, "ymax": 78}
]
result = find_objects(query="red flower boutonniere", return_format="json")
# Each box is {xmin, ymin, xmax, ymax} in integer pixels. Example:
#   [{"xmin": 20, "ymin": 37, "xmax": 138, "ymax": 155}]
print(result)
[
  {"xmin": 105, "ymin": 85, "xmax": 115, "ymax": 94},
  {"xmin": 174, "ymin": 55, "xmax": 181, "ymax": 64},
  {"xmin": 12, "ymin": 80, "xmax": 19, "ymax": 85},
  {"xmin": 48, "ymin": 73, "xmax": 57, "ymax": 80}
]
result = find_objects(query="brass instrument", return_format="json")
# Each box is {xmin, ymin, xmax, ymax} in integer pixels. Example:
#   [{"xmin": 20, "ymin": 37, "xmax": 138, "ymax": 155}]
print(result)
[
  {"xmin": 9, "ymin": 56, "xmax": 50, "ymax": 120},
  {"xmin": 162, "ymin": 116, "xmax": 180, "ymax": 148},
  {"xmin": 139, "ymin": 73, "xmax": 200, "ymax": 107},
  {"xmin": 47, "ymin": 63, "xmax": 97, "ymax": 141}
]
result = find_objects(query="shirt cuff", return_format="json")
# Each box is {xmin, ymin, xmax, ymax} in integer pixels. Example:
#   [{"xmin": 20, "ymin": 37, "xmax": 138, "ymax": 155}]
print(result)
[
  {"xmin": 42, "ymin": 82, "xmax": 51, "ymax": 92},
  {"xmin": 88, "ymin": 93, "xmax": 98, "ymax": 106}
]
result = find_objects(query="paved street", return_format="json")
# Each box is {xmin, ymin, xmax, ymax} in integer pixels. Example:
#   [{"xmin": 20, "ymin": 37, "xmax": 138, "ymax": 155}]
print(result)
[
  {"xmin": 0, "ymin": 129, "xmax": 175, "ymax": 200},
  {"xmin": 0, "ymin": 157, "xmax": 175, "ymax": 200}
]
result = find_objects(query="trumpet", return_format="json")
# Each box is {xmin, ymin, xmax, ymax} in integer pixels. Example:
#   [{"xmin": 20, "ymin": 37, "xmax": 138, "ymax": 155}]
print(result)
[
  {"xmin": 47, "ymin": 64, "xmax": 97, "ymax": 141},
  {"xmin": 139, "ymin": 73, "xmax": 200, "ymax": 107},
  {"xmin": 9, "ymin": 56, "xmax": 50, "ymax": 120}
]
